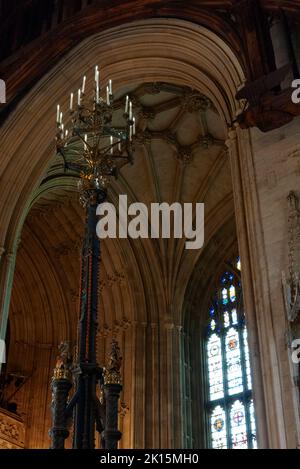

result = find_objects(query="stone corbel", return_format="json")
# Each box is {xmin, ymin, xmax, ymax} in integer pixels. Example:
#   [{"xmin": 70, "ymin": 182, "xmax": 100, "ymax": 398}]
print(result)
[{"xmin": 282, "ymin": 191, "xmax": 300, "ymax": 324}]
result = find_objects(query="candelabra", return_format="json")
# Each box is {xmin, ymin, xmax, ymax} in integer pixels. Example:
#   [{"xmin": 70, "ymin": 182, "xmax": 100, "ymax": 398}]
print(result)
[
  {"xmin": 49, "ymin": 67, "xmax": 135, "ymax": 449},
  {"xmin": 55, "ymin": 66, "xmax": 135, "ymax": 189}
]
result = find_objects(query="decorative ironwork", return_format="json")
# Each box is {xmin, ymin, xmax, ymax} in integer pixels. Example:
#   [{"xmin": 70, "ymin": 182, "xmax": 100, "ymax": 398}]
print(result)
[
  {"xmin": 49, "ymin": 342, "xmax": 73, "ymax": 449},
  {"xmin": 102, "ymin": 340, "xmax": 122, "ymax": 449},
  {"xmin": 282, "ymin": 191, "xmax": 300, "ymax": 323},
  {"xmin": 52, "ymin": 342, "xmax": 72, "ymax": 381},
  {"xmin": 56, "ymin": 67, "xmax": 135, "ymax": 192},
  {"xmin": 50, "ymin": 67, "xmax": 135, "ymax": 449}
]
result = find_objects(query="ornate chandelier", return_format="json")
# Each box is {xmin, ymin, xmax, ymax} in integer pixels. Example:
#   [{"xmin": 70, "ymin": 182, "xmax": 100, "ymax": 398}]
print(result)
[{"xmin": 55, "ymin": 66, "xmax": 136, "ymax": 199}]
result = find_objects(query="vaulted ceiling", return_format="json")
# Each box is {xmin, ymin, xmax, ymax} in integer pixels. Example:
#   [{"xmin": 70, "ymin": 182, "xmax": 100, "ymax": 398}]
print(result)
[
  {"xmin": 10, "ymin": 81, "xmax": 232, "ymax": 344},
  {"xmin": 6, "ymin": 82, "xmax": 235, "ymax": 446}
]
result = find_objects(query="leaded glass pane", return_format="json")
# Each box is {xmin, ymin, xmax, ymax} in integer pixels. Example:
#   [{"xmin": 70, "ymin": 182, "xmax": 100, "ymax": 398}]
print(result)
[
  {"xmin": 222, "ymin": 288, "xmax": 228, "ymax": 305},
  {"xmin": 243, "ymin": 327, "xmax": 252, "ymax": 390},
  {"xmin": 207, "ymin": 333, "xmax": 224, "ymax": 400},
  {"xmin": 205, "ymin": 259, "xmax": 257, "ymax": 449},
  {"xmin": 229, "ymin": 285, "xmax": 236, "ymax": 302},
  {"xmin": 231, "ymin": 308, "xmax": 238, "ymax": 325},
  {"xmin": 225, "ymin": 328, "xmax": 243, "ymax": 395},
  {"xmin": 211, "ymin": 405, "xmax": 227, "ymax": 449},
  {"xmin": 224, "ymin": 311, "xmax": 230, "ymax": 328},
  {"xmin": 230, "ymin": 400, "xmax": 248, "ymax": 449},
  {"xmin": 250, "ymin": 400, "xmax": 257, "ymax": 449},
  {"xmin": 210, "ymin": 319, "xmax": 216, "ymax": 331}
]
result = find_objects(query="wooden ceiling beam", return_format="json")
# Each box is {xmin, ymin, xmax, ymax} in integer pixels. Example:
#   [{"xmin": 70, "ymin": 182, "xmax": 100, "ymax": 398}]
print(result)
[
  {"xmin": 0, "ymin": 1, "xmax": 244, "ymax": 121},
  {"xmin": 0, "ymin": 0, "xmax": 299, "ymax": 132},
  {"xmin": 232, "ymin": 0, "xmax": 276, "ymax": 80}
]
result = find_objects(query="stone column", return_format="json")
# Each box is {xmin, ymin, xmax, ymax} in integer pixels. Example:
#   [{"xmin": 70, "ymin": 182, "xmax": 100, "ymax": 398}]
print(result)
[
  {"xmin": 131, "ymin": 321, "xmax": 147, "ymax": 448},
  {"xmin": 226, "ymin": 126, "xmax": 272, "ymax": 448},
  {"xmin": 160, "ymin": 321, "xmax": 183, "ymax": 449}
]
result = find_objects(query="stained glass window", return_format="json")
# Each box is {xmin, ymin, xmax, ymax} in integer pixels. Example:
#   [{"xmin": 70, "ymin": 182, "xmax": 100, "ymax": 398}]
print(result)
[{"xmin": 205, "ymin": 257, "xmax": 257, "ymax": 449}]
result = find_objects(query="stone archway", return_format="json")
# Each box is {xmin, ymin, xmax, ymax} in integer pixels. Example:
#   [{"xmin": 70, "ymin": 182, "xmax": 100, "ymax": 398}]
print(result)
[
  {"xmin": 1, "ymin": 18, "xmax": 285, "ymax": 449},
  {"xmin": 0, "ymin": 17, "xmax": 244, "ymax": 339}
]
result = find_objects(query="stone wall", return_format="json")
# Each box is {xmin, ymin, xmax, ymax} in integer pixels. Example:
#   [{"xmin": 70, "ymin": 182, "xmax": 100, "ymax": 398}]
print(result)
[{"xmin": 227, "ymin": 117, "xmax": 300, "ymax": 448}]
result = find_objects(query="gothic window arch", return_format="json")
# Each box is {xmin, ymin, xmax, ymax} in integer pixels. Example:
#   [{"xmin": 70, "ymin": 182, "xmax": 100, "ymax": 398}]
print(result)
[{"xmin": 205, "ymin": 258, "xmax": 257, "ymax": 449}]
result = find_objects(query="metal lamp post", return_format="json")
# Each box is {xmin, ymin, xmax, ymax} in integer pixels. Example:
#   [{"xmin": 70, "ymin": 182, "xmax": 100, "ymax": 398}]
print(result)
[{"xmin": 49, "ymin": 67, "xmax": 135, "ymax": 449}]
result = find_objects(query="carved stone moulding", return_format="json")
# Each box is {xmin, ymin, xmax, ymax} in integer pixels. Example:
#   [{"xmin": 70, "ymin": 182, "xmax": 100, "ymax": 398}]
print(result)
[
  {"xmin": 282, "ymin": 191, "xmax": 300, "ymax": 324},
  {"xmin": 181, "ymin": 91, "xmax": 211, "ymax": 113},
  {"xmin": 0, "ymin": 408, "xmax": 25, "ymax": 449}
]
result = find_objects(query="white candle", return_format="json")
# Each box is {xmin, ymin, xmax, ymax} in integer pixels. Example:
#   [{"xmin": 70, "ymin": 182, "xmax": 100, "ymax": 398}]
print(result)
[
  {"xmin": 84, "ymin": 134, "xmax": 87, "ymax": 150},
  {"xmin": 96, "ymin": 86, "xmax": 99, "ymax": 104},
  {"xmin": 129, "ymin": 126, "xmax": 132, "ymax": 141},
  {"xmin": 110, "ymin": 136, "xmax": 113, "ymax": 154},
  {"xmin": 82, "ymin": 75, "xmax": 86, "ymax": 94},
  {"xmin": 109, "ymin": 79, "xmax": 112, "ymax": 95},
  {"xmin": 106, "ymin": 86, "xmax": 110, "ymax": 106},
  {"xmin": 78, "ymin": 89, "xmax": 81, "ymax": 106},
  {"xmin": 60, "ymin": 111, "xmax": 63, "ymax": 124},
  {"xmin": 125, "ymin": 95, "xmax": 129, "ymax": 114},
  {"xmin": 118, "ymin": 140, "xmax": 122, "ymax": 152},
  {"xmin": 132, "ymin": 117, "xmax": 136, "ymax": 135},
  {"xmin": 129, "ymin": 101, "xmax": 132, "ymax": 120},
  {"xmin": 56, "ymin": 104, "xmax": 60, "ymax": 123},
  {"xmin": 65, "ymin": 129, "xmax": 69, "ymax": 138},
  {"xmin": 70, "ymin": 93, "xmax": 74, "ymax": 111},
  {"xmin": 95, "ymin": 65, "xmax": 100, "ymax": 89}
]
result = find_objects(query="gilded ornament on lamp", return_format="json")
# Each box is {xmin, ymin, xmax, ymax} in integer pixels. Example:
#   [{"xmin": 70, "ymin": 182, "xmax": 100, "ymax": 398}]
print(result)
[
  {"xmin": 103, "ymin": 339, "xmax": 122, "ymax": 385},
  {"xmin": 52, "ymin": 342, "xmax": 72, "ymax": 381}
]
